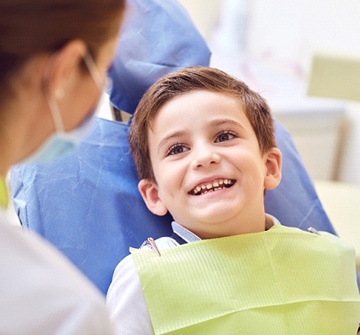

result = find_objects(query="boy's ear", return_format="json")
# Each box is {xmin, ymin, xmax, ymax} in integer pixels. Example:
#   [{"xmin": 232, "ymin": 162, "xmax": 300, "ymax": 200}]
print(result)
[
  {"xmin": 138, "ymin": 179, "xmax": 168, "ymax": 216},
  {"xmin": 264, "ymin": 147, "xmax": 282, "ymax": 190}
]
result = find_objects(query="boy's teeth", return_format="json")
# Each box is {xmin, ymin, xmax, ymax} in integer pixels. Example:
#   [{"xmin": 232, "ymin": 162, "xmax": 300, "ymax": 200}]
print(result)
[{"xmin": 191, "ymin": 179, "xmax": 235, "ymax": 195}]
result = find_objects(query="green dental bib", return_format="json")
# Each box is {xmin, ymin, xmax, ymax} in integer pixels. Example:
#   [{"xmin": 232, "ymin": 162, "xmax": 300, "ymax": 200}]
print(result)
[{"xmin": 131, "ymin": 225, "xmax": 360, "ymax": 334}]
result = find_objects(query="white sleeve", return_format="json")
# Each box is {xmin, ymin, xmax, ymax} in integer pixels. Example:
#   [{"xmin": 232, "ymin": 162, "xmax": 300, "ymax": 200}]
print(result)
[
  {"xmin": 106, "ymin": 254, "xmax": 154, "ymax": 335},
  {"xmin": 0, "ymin": 214, "xmax": 115, "ymax": 335}
]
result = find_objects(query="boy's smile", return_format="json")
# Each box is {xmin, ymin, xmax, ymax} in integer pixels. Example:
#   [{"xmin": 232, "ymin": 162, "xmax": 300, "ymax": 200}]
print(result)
[
  {"xmin": 189, "ymin": 178, "xmax": 236, "ymax": 195},
  {"xmin": 139, "ymin": 90, "xmax": 281, "ymax": 239}
]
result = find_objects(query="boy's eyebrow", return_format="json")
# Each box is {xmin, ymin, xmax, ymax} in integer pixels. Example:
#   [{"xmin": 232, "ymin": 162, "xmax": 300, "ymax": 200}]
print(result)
[
  {"xmin": 208, "ymin": 118, "xmax": 246, "ymax": 130},
  {"xmin": 157, "ymin": 130, "xmax": 188, "ymax": 153}
]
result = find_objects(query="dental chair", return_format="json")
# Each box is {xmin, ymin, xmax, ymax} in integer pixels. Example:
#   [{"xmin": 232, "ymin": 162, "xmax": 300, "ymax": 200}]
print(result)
[{"xmin": 10, "ymin": 0, "xmax": 356, "ymax": 296}]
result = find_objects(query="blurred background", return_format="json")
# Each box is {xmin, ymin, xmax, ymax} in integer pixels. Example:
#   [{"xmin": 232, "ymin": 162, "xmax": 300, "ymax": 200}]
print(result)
[{"xmin": 178, "ymin": 0, "xmax": 360, "ymax": 186}]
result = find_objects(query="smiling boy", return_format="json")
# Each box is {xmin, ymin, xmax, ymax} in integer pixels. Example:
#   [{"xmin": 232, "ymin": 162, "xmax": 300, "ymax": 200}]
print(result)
[
  {"xmin": 107, "ymin": 67, "xmax": 360, "ymax": 334},
  {"xmin": 137, "ymin": 88, "xmax": 281, "ymax": 239}
]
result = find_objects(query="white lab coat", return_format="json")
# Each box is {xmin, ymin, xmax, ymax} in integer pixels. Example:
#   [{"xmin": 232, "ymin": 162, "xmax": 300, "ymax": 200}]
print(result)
[{"xmin": 0, "ymin": 209, "xmax": 114, "ymax": 335}]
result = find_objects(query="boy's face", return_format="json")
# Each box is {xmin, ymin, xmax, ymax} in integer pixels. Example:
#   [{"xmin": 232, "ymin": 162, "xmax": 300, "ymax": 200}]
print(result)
[{"xmin": 139, "ymin": 90, "xmax": 281, "ymax": 239}]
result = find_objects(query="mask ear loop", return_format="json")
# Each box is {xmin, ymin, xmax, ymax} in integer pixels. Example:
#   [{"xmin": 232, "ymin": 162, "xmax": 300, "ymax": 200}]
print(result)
[
  {"xmin": 47, "ymin": 94, "xmax": 65, "ymax": 134},
  {"xmin": 42, "ymin": 52, "xmax": 66, "ymax": 134},
  {"xmin": 83, "ymin": 51, "xmax": 104, "ymax": 91}
]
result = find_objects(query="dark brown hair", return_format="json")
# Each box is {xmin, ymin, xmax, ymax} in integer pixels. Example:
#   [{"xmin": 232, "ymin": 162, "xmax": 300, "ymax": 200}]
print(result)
[
  {"xmin": 0, "ymin": 0, "xmax": 125, "ymax": 102},
  {"xmin": 129, "ymin": 66, "xmax": 277, "ymax": 181}
]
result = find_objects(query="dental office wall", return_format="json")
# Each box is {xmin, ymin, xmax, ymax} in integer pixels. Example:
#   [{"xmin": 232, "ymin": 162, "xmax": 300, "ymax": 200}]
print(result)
[{"xmin": 179, "ymin": 0, "xmax": 360, "ymax": 186}]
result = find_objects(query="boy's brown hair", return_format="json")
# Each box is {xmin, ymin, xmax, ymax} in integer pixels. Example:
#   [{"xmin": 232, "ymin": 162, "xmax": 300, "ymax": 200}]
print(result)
[{"xmin": 129, "ymin": 66, "xmax": 276, "ymax": 182}]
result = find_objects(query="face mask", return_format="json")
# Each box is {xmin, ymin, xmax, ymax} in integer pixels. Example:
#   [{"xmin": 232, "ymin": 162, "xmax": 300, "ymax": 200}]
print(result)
[
  {"xmin": 24, "ymin": 112, "xmax": 95, "ymax": 164},
  {"xmin": 23, "ymin": 52, "xmax": 104, "ymax": 165}
]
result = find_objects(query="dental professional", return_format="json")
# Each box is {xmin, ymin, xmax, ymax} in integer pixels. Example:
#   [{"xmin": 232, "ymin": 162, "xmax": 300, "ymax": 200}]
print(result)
[{"xmin": 0, "ymin": 0, "xmax": 125, "ymax": 334}]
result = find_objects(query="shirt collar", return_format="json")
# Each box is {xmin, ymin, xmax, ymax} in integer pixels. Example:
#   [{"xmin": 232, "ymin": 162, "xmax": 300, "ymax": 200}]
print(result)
[{"xmin": 171, "ymin": 221, "xmax": 201, "ymax": 243}]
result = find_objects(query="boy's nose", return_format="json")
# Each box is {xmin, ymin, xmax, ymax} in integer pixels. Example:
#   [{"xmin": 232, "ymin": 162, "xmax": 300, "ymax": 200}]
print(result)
[{"xmin": 191, "ymin": 146, "xmax": 220, "ymax": 169}]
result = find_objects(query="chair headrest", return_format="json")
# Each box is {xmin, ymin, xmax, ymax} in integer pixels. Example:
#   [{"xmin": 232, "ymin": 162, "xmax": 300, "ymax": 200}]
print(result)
[{"xmin": 107, "ymin": 0, "xmax": 211, "ymax": 115}]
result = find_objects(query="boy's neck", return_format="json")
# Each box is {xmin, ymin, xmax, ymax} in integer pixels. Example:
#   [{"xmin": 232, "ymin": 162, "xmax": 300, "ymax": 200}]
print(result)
[{"xmin": 172, "ymin": 214, "xmax": 276, "ymax": 241}]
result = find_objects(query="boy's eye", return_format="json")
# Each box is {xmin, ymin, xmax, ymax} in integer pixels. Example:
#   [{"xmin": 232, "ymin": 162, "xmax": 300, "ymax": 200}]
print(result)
[
  {"xmin": 166, "ymin": 143, "xmax": 189, "ymax": 156},
  {"xmin": 215, "ymin": 131, "xmax": 237, "ymax": 143}
]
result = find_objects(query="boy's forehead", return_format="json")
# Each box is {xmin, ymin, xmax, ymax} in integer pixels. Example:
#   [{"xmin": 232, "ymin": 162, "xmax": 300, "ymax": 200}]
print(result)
[
  {"xmin": 150, "ymin": 90, "xmax": 244, "ymax": 122},
  {"xmin": 148, "ymin": 91, "xmax": 249, "ymax": 137}
]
